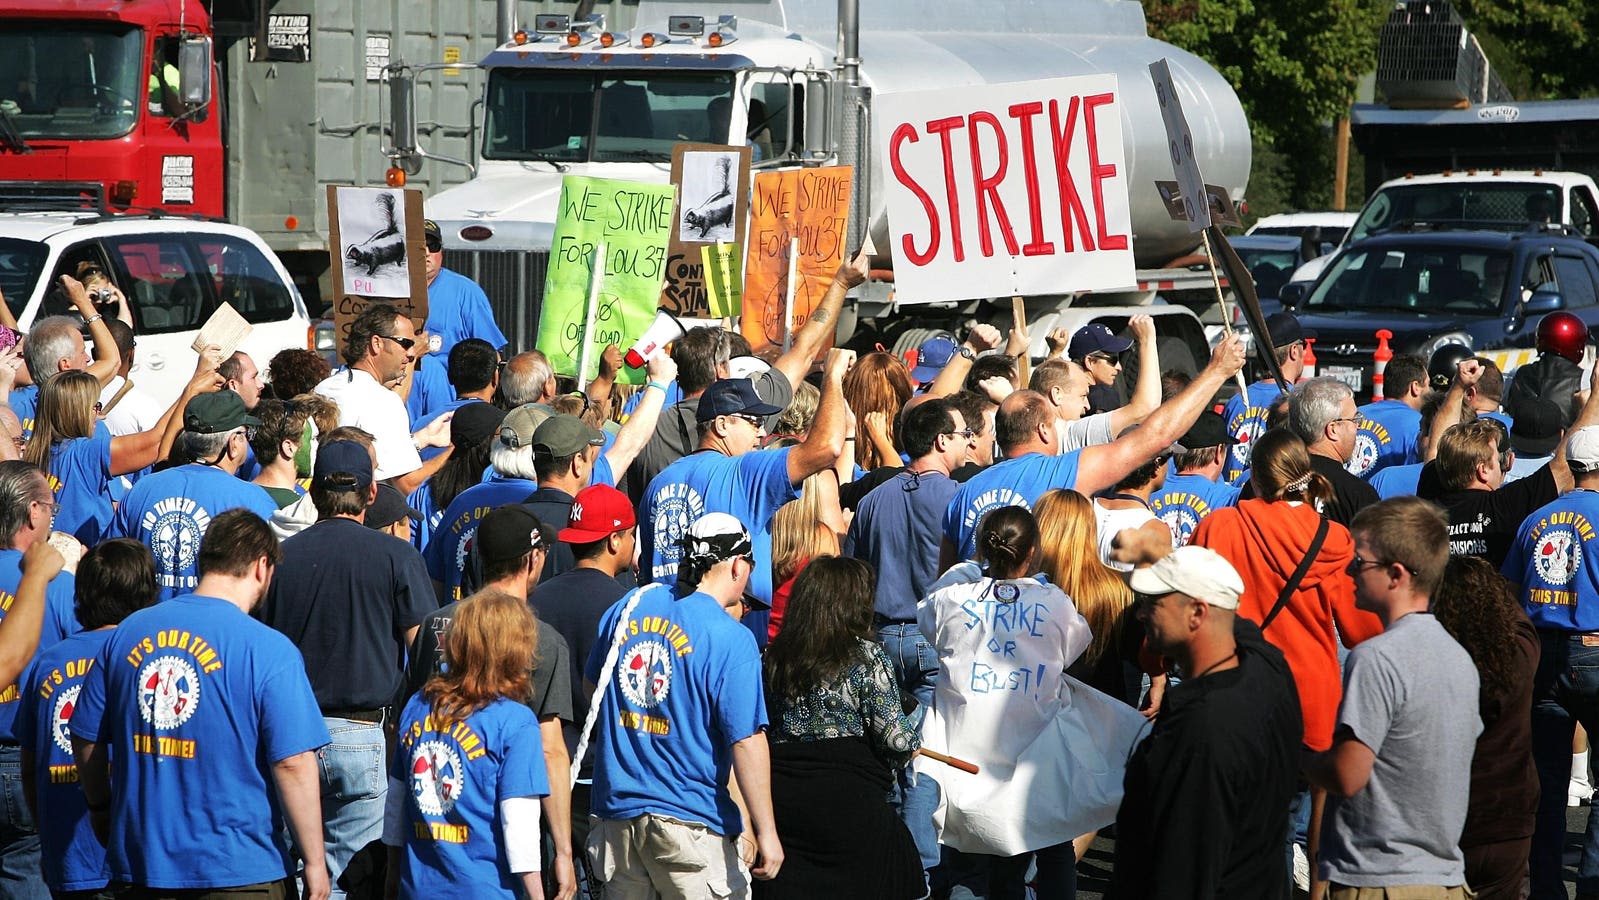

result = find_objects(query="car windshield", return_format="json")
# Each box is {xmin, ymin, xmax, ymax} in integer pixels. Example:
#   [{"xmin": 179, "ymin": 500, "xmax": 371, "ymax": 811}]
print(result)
[
  {"xmin": 0, "ymin": 24, "xmax": 144, "ymax": 140},
  {"xmin": 1351, "ymin": 183, "xmax": 1560, "ymax": 241},
  {"xmin": 482, "ymin": 69, "xmax": 736, "ymax": 163},
  {"xmin": 0, "ymin": 238, "xmax": 47, "ymax": 319},
  {"xmin": 1304, "ymin": 245, "xmax": 1511, "ymax": 315}
]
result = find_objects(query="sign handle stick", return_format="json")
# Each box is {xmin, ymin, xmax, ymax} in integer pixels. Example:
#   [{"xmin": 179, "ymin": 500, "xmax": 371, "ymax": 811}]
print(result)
[
  {"xmin": 917, "ymin": 748, "xmax": 979, "ymax": 775},
  {"xmin": 782, "ymin": 237, "xmax": 798, "ymax": 353},
  {"xmin": 1200, "ymin": 229, "xmax": 1251, "ymax": 397},
  {"xmin": 577, "ymin": 240, "xmax": 605, "ymax": 392},
  {"xmin": 1010, "ymin": 295, "xmax": 1031, "ymax": 388}
]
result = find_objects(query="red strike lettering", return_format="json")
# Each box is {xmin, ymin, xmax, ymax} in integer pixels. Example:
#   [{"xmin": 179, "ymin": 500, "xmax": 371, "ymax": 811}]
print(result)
[
  {"xmin": 925, "ymin": 116, "xmax": 967, "ymax": 261},
  {"xmin": 1083, "ymin": 92, "xmax": 1129, "ymax": 251},
  {"xmin": 967, "ymin": 111, "xmax": 1018, "ymax": 258},
  {"xmin": 890, "ymin": 123, "xmax": 940, "ymax": 266},
  {"xmin": 1049, "ymin": 97, "xmax": 1095, "ymax": 253},
  {"xmin": 1007, "ymin": 101, "xmax": 1054, "ymax": 257}
]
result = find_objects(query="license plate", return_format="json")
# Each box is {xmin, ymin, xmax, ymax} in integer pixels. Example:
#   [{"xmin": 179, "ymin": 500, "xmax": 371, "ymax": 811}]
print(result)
[{"xmin": 1322, "ymin": 365, "xmax": 1363, "ymax": 392}]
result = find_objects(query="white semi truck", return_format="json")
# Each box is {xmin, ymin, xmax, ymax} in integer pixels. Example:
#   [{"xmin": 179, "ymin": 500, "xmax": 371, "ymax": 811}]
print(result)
[{"xmin": 398, "ymin": 0, "xmax": 1254, "ymax": 360}]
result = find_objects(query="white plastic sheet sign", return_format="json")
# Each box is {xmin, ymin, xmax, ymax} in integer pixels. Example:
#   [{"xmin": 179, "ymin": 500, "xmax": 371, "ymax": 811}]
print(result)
[
  {"xmin": 875, "ymin": 75, "xmax": 1136, "ymax": 304},
  {"xmin": 1149, "ymin": 58, "xmax": 1210, "ymax": 232}
]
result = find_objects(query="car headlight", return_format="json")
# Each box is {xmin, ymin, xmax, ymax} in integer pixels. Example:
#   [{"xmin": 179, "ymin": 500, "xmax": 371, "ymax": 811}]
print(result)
[{"xmin": 1419, "ymin": 331, "xmax": 1472, "ymax": 360}]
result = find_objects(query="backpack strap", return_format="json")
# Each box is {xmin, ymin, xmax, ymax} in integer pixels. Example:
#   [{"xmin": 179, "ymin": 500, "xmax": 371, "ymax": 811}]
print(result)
[{"xmin": 1260, "ymin": 515, "xmax": 1330, "ymax": 631}]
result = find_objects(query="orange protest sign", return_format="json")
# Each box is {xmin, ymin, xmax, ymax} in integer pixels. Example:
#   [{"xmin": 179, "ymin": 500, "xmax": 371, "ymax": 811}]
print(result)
[{"xmin": 741, "ymin": 166, "xmax": 852, "ymax": 353}]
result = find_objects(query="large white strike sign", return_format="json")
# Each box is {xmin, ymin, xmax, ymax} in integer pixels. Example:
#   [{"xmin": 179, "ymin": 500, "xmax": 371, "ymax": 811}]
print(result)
[{"xmin": 876, "ymin": 75, "xmax": 1137, "ymax": 304}]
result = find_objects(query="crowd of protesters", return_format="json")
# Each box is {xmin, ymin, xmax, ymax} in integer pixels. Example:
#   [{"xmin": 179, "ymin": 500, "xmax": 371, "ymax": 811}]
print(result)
[{"xmin": 0, "ymin": 232, "xmax": 1592, "ymax": 900}]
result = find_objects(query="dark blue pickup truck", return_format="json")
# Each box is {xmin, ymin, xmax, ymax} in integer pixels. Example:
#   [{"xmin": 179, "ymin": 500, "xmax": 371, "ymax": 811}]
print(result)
[{"xmin": 1276, "ymin": 227, "xmax": 1599, "ymax": 400}]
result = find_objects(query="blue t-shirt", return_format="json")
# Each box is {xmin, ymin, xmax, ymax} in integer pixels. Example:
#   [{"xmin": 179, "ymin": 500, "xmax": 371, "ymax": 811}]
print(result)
[
  {"xmin": 1483, "ymin": 409, "xmax": 1514, "ymax": 431},
  {"xmin": 424, "ymin": 475, "xmax": 540, "ymax": 600},
  {"xmin": 942, "ymin": 451, "xmax": 1082, "ymax": 561},
  {"xmin": 50, "ymin": 430, "xmax": 115, "ymax": 545},
  {"xmin": 1150, "ymin": 472, "xmax": 1241, "ymax": 548},
  {"xmin": 621, "ymin": 379, "xmax": 683, "ymax": 419},
  {"xmin": 585, "ymin": 586, "xmax": 766, "ymax": 835},
  {"xmin": 424, "ymin": 268, "xmax": 508, "ymax": 360},
  {"xmin": 639, "ymin": 448, "xmax": 799, "ymax": 608},
  {"xmin": 0, "ymin": 549, "xmax": 81, "ymax": 741},
  {"xmin": 1503, "ymin": 492, "xmax": 1599, "ymax": 632},
  {"xmin": 843, "ymin": 470, "xmax": 960, "ymax": 621},
  {"xmin": 234, "ymin": 444, "xmax": 260, "ymax": 483},
  {"xmin": 16, "ymin": 630, "xmax": 113, "ymax": 892},
  {"xmin": 110, "ymin": 465, "xmax": 279, "ymax": 601},
  {"xmin": 408, "ymin": 353, "xmax": 456, "ymax": 429},
  {"xmin": 11, "ymin": 384, "xmax": 37, "ymax": 442},
  {"xmin": 1221, "ymin": 380, "xmax": 1285, "ymax": 483},
  {"xmin": 393, "ymin": 693, "xmax": 547, "ymax": 900},
  {"xmin": 1347, "ymin": 399, "xmax": 1421, "ymax": 479},
  {"xmin": 68, "ymin": 595, "xmax": 331, "ymax": 890},
  {"xmin": 1369, "ymin": 462, "xmax": 1424, "ymax": 499}
]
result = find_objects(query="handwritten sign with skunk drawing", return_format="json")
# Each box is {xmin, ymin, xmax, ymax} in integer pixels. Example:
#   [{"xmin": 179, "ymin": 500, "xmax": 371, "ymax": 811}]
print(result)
[
  {"xmin": 661, "ymin": 144, "xmax": 750, "ymax": 317},
  {"xmin": 327, "ymin": 186, "xmax": 429, "ymax": 344}
]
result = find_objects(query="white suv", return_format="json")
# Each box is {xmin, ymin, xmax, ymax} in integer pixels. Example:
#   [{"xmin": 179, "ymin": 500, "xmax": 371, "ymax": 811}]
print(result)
[{"xmin": 0, "ymin": 213, "xmax": 311, "ymax": 405}]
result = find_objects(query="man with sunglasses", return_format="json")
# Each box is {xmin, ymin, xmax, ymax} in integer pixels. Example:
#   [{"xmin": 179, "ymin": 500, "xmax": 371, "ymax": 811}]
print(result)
[
  {"xmin": 314, "ymin": 303, "xmax": 455, "ymax": 496},
  {"xmin": 1305, "ymin": 497, "xmax": 1479, "ymax": 900},
  {"xmin": 1277, "ymin": 376, "xmax": 1380, "ymax": 527},
  {"xmin": 586, "ymin": 513, "xmax": 781, "ymax": 898},
  {"xmin": 1067, "ymin": 322, "xmax": 1133, "ymax": 415},
  {"xmin": 108, "ymin": 390, "xmax": 278, "ymax": 601},
  {"xmin": 420, "ymin": 219, "xmax": 506, "ymax": 359}
]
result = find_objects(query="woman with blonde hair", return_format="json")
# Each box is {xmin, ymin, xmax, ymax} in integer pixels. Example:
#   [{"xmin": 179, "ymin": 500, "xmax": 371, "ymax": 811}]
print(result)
[
  {"xmin": 1033, "ymin": 488, "xmax": 1141, "ymax": 706},
  {"xmin": 385, "ymin": 590, "xmax": 549, "ymax": 899},
  {"xmin": 842, "ymin": 352, "xmax": 912, "ymax": 470},
  {"xmin": 26, "ymin": 353, "xmax": 219, "ymax": 544},
  {"xmin": 767, "ymin": 470, "xmax": 843, "ymax": 641}
]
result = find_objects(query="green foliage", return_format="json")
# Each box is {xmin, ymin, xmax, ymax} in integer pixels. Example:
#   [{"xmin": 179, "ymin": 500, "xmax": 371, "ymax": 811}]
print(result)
[{"xmin": 1452, "ymin": 0, "xmax": 1593, "ymax": 99}]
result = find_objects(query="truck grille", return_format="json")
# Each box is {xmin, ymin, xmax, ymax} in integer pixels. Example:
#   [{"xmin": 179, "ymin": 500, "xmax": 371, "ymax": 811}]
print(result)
[
  {"xmin": 442, "ymin": 249, "xmax": 549, "ymax": 353},
  {"xmin": 0, "ymin": 181, "xmax": 104, "ymax": 210}
]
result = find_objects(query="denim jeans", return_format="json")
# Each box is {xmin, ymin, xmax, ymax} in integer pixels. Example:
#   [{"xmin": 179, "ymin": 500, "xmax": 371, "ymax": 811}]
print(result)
[
  {"xmin": 0, "ymin": 744, "xmax": 47, "ymax": 900},
  {"xmin": 876, "ymin": 623, "xmax": 941, "ymax": 874},
  {"xmin": 315, "ymin": 719, "xmax": 386, "ymax": 900},
  {"xmin": 943, "ymin": 842, "xmax": 1077, "ymax": 900},
  {"xmin": 1530, "ymin": 632, "xmax": 1599, "ymax": 900}
]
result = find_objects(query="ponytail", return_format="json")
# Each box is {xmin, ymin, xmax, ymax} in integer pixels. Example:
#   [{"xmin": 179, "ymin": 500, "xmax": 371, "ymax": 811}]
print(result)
[{"xmin": 976, "ymin": 505, "xmax": 1039, "ymax": 579}]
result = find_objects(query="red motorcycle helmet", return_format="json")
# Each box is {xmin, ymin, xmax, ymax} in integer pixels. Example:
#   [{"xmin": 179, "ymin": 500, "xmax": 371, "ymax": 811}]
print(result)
[{"xmin": 1537, "ymin": 311, "xmax": 1588, "ymax": 364}]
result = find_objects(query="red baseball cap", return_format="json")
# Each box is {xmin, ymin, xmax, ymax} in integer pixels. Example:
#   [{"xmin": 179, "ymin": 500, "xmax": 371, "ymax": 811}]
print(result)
[{"xmin": 559, "ymin": 485, "xmax": 636, "ymax": 543}]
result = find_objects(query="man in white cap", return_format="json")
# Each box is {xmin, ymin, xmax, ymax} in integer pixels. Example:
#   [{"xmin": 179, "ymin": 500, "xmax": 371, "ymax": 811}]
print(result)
[
  {"xmin": 1113, "ymin": 545, "xmax": 1304, "ymax": 900},
  {"xmin": 585, "ymin": 512, "xmax": 781, "ymax": 898}
]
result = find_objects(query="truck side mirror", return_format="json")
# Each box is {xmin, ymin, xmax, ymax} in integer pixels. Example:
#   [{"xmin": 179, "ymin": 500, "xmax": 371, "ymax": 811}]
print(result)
[
  {"xmin": 178, "ymin": 38, "xmax": 212, "ymax": 108},
  {"xmin": 804, "ymin": 78, "xmax": 833, "ymax": 160},
  {"xmin": 1279, "ymin": 282, "xmax": 1307, "ymax": 309},
  {"xmin": 389, "ymin": 69, "xmax": 422, "ymax": 175},
  {"xmin": 1524, "ymin": 289, "xmax": 1564, "ymax": 313}
]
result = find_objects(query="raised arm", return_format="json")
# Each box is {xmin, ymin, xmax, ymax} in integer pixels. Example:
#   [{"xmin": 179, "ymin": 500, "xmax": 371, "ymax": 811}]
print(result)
[
  {"xmin": 1075, "ymin": 334, "xmax": 1245, "ymax": 496},
  {"xmin": 109, "ymin": 346, "xmax": 223, "ymax": 476},
  {"xmin": 770, "ymin": 253, "xmax": 867, "ymax": 388},
  {"xmin": 1107, "ymin": 314, "xmax": 1160, "ymax": 432},
  {"xmin": 1425, "ymin": 358, "xmax": 1477, "ymax": 463},
  {"xmin": 786, "ymin": 348, "xmax": 853, "ymax": 485},
  {"xmin": 926, "ymin": 324, "xmax": 1000, "ymax": 400},
  {"xmin": 58, "ymin": 276, "xmax": 119, "ymax": 387},
  {"xmin": 604, "ymin": 352, "xmax": 677, "ymax": 478}
]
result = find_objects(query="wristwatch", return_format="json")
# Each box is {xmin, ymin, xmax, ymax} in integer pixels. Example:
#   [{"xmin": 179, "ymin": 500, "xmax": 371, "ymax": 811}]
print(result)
[{"xmin": 958, "ymin": 345, "xmax": 976, "ymax": 361}]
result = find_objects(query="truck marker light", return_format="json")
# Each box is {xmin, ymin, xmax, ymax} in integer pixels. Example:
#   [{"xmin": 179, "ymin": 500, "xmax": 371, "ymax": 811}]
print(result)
[
  {"xmin": 285, "ymin": 216, "xmax": 299, "ymax": 231},
  {"xmin": 111, "ymin": 181, "xmax": 137, "ymax": 205},
  {"xmin": 386, "ymin": 167, "xmax": 407, "ymax": 187},
  {"xmin": 566, "ymin": 32, "xmax": 581, "ymax": 47},
  {"xmin": 514, "ymin": 30, "xmax": 529, "ymax": 45},
  {"xmin": 641, "ymin": 33, "xmax": 659, "ymax": 48},
  {"xmin": 708, "ymin": 32, "xmax": 724, "ymax": 47},
  {"xmin": 600, "ymin": 32, "xmax": 615, "ymax": 48}
]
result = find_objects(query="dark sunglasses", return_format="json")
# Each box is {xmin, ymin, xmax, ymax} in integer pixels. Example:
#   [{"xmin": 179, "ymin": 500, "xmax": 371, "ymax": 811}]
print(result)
[
  {"xmin": 425, "ymin": 238, "xmax": 443, "ymax": 253},
  {"xmin": 378, "ymin": 334, "xmax": 417, "ymax": 351}
]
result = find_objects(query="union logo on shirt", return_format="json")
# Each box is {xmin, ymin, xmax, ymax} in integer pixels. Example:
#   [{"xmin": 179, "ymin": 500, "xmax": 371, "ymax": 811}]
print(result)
[
  {"xmin": 1535, "ymin": 528, "xmax": 1583, "ymax": 587},
  {"xmin": 137, "ymin": 655, "xmax": 201, "ymax": 730},
  {"xmin": 143, "ymin": 499, "xmax": 212, "ymax": 574},
  {"xmin": 619, "ymin": 639, "xmax": 674, "ymax": 709},
  {"xmin": 51, "ymin": 685, "xmax": 79, "ymax": 755},
  {"xmin": 410, "ymin": 740, "xmax": 465, "ymax": 816},
  {"xmin": 649, "ymin": 483, "xmax": 705, "ymax": 571}
]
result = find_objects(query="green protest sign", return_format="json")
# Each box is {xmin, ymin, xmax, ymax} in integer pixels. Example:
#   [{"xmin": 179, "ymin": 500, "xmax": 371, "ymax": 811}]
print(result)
[
  {"xmin": 538, "ymin": 176, "xmax": 676, "ymax": 385},
  {"xmin": 701, "ymin": 241, "xmax": 743, "ymax": 318}
]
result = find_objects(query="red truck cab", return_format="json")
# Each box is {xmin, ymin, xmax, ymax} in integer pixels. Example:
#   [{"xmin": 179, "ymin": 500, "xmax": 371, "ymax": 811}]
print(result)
[{"xmin": 0, "ymin": 0, "xmax": 222, "ymax": 217}]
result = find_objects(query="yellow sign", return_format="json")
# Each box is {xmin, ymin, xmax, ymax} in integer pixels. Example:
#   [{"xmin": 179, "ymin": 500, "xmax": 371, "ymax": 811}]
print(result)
[{"xmin": 443, "ymin": 46, "xmax": 461, "ymax": 76}]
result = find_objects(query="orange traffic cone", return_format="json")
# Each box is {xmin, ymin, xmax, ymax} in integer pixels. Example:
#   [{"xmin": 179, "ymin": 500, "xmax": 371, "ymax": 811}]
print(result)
[{"xmin": 1373, "ymin": 329, "xmax": 1393, "ymax": 402}]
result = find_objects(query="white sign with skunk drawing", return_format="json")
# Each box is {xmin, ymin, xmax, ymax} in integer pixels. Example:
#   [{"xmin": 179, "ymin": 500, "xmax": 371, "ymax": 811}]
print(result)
[{"xmin": 326, "ymin": 186, "xmax": 429, "ymax": 344}]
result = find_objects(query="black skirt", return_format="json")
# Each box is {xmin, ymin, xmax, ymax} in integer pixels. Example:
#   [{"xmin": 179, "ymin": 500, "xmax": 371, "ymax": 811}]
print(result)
[{"xmin": 753, "ymin": 736, "xmax": 924, "ymax": 900}]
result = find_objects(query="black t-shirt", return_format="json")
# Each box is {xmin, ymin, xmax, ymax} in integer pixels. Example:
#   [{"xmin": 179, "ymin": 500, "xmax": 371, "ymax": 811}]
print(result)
[
  {"xmin": 1238, "ymin": 453, "xmax": 1377, "ymax": 527},
  {"xmin": 259, "ymin": 517, "xmax": 437, "ymax": 710},
  {"xmin": 529, "ymin": 567, "xmax": 628, "ymax": 775},
  {"xmin": 1088, "ymin": 383, "xmax": 1123, "ymax": 415},
  {"xmin": 1114, "ymin": 619, "xmax": 1303, "ymax": 900},
  {"xmin": 406, "ymin": 601, "xmax": 574, "ymax": 724},
  {"xmin": 1418, "ymin": 461, "xmax": 1558, "ymax": 567}
]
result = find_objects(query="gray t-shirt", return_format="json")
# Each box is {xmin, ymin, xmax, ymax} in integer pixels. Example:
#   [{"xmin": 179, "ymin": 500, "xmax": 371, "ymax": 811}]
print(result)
[
  {"xmin": 1319, "ymin": 613, "xmax": 1481, "ymax": 887},
  {"xmin": 1057, "ymin": 411, "xmax": 1115, "ymax": 452}
]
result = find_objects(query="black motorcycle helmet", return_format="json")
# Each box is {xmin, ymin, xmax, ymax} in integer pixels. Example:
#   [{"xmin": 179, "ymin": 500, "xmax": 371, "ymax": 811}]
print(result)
[{"xmin": 1428, "ymin": 344, "xmax": 1475, "ymax": 391}]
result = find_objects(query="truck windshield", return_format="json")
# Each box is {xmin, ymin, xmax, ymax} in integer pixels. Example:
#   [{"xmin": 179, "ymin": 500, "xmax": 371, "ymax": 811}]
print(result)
[
  {"xmin": 0, "ymin": 25, "xmax": 144, "ymax": 140},
  {"xmin": 0, "ymin": 239, "xmax": 47, "ymax": 320},
  {"xmin": 483, "ymin": 69, "xmax": 735, "ymax": 163},
  {"xmin": 1351, "ymin": 183, "xmax": 1561, "ymax": 241},
  {"xmin": 1305, "ymin": 245, "xmax": 1511, "ymax": 316}
]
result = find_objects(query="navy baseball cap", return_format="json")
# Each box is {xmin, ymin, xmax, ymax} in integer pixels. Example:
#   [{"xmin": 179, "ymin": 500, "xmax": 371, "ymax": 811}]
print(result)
[
  {"xmin": 312, "ymin": 440, "xmax": 373, "ymax": 493},
  {"xmin": 1068, "ymin": 323, "xmax": 1134, "ymax": 361},
  {"xmin": 696, "ymin": 379, "xmax": 783, "ymax": 423},
  {"xmin": 910, "ymin": 334, "xmax": 958, "ymax": 383},
  {"xmin": 1262, "ymin": 312, "xmax": 1316, "ymax": 348}
]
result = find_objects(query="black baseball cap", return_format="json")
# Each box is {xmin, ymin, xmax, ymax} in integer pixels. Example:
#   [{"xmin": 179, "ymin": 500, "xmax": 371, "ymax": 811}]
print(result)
[
  {"xmin": 1175, "ymin": 411, "xmax": 1238, "ymax": 453},
  {"xmin": 365, "ymin": 484, "xmax": 422, "ymax": 530},
  {"xmin": 475, "ymin": 505, "xmax": 554, "ymax": 564},
  {"xmin": 451, "ymin": 401, "xmax": 508, "ymax": 448},
  {"xmin": 1511, "ymin": 397, "xmax": 1563, "ymax": 457},
  {"xmin": 423, "ymin": 219, "xmax": 442, "ymax": 249},
  {"xmin": 1262, "ymin": 312, "xmax": 1316, "ymax": 348},
  {"xmin": 696, "ymin": 379, "xmax": 783, "ymax": 423}
]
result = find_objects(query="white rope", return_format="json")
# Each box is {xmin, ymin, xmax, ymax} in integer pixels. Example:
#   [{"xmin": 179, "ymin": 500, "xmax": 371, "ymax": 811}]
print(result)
[{"xmin": 569, "ymin": 583, "xmax": 668, "ymax": 788}]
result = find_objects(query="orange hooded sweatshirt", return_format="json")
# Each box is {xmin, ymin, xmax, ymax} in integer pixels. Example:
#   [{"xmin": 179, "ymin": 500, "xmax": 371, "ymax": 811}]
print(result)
[{"xmin": 1193, "ymin": 498, "xmax": 1383, "ymax": 750}]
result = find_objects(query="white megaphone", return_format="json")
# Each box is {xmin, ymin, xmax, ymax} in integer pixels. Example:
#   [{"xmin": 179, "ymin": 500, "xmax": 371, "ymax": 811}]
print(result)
[{"xmin": 625, "ymin": 309, "xmax": 687, "ymax": 368}]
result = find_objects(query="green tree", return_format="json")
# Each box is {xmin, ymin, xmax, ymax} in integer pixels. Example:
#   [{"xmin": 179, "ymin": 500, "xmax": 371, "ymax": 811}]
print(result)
[{"xmin": 1453, "ymin": 0, "xmax": 1595, "ymax": 99}]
